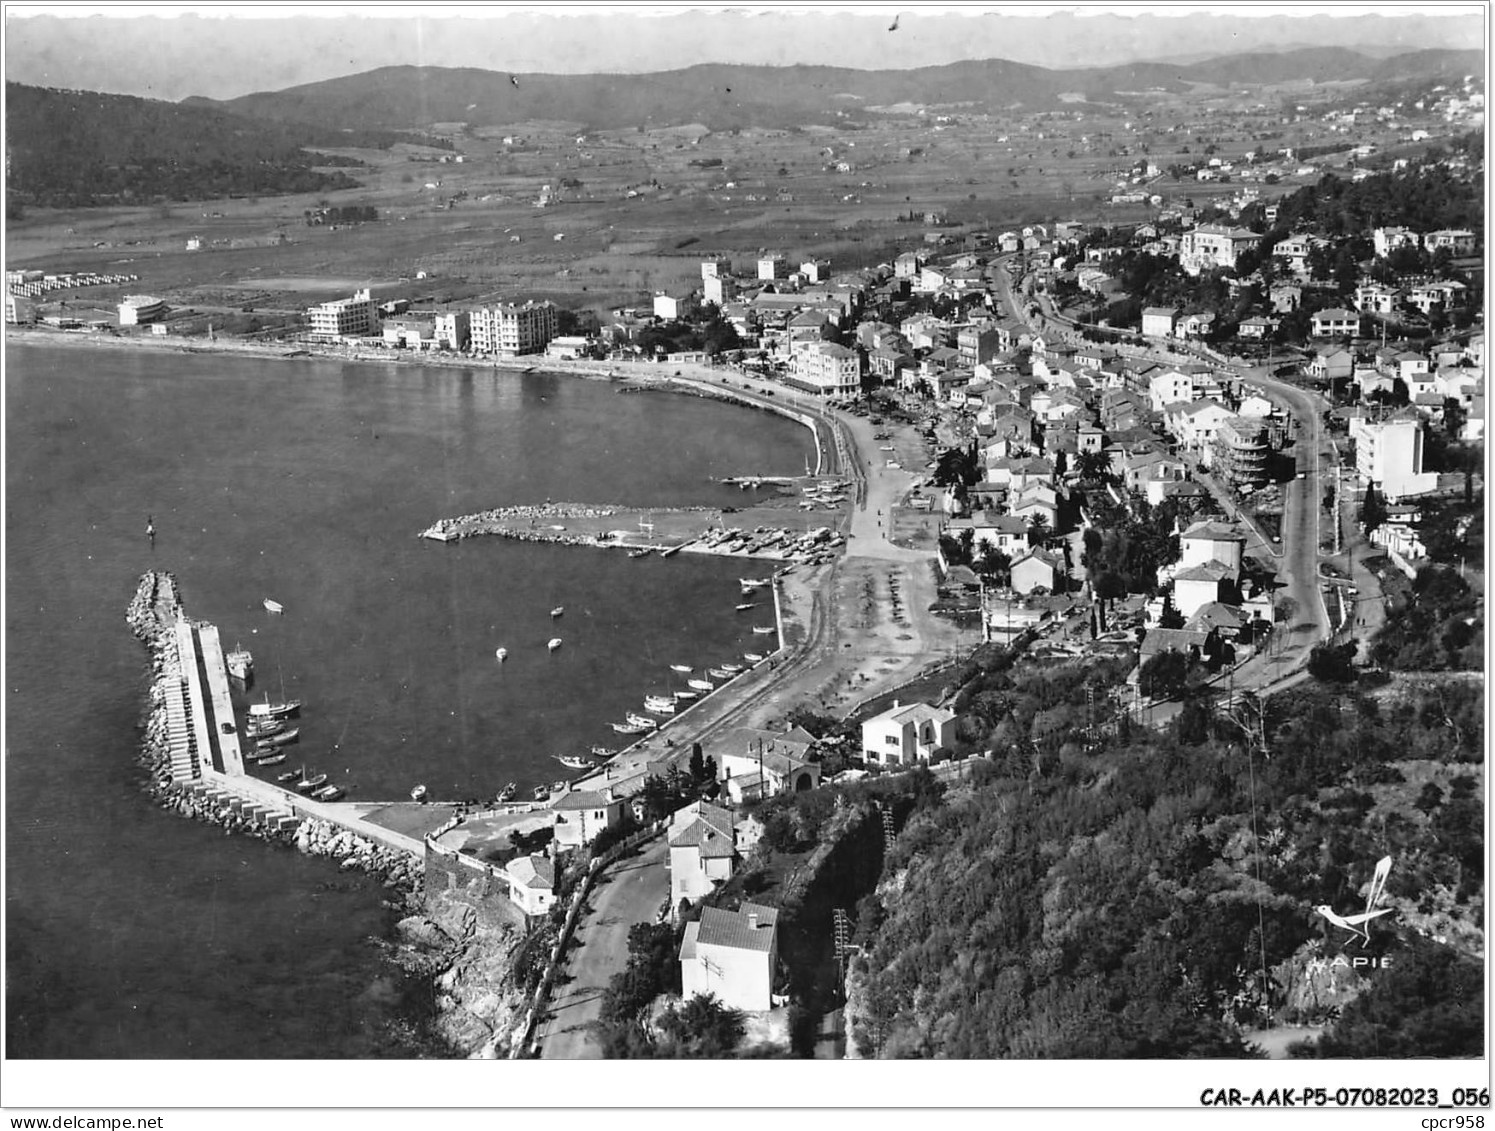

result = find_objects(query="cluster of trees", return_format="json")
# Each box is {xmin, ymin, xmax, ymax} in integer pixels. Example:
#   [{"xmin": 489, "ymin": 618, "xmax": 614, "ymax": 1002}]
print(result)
[
  {"xmin": 849, "ymin": 665, "xmax": 1484, "ymax": 1058},
  {"xmin": 635, "ymin": 307, "xmax": 744, "ymax": 359},
  {"xmin": 1370, "ymin": 565, "xmax": 1483, "ymax": 672},
  {"xmin": 4, "ymin": 82, "xmax": 410, "ymax": 207},
  {"xmin": 305, "ymin": 204, "xmax": 378, "ymax": 226},
  {"xmin": 1270, "ymin": 160, "xmax": 1484, "ymax": 239},
  {"xmin": 1079, "ymin": 493, "xmax": 1184, "ymax": 599}
]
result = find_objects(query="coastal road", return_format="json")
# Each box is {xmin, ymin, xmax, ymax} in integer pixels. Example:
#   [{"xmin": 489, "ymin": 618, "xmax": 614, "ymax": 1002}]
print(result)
[{"xmin": 537, "ymin": 836, "xmax": 669, "ymax": 1060}]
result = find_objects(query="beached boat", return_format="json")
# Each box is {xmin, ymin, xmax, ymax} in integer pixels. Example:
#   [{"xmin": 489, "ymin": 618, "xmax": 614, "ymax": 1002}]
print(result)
[
  {"xmin": 688, "ymin": 678, "xmax": 715, "ymax": 691},
  {"xmin": 248, "ymin": 696, "xmax": 302, "ymax": 718},
  {"xmin": 547, "ymin": 637, "xmax": 563, "ymax": 651},
  {"xmin": 313, "ymin": 785, "xmax": 344, "ymax": 802},
  {"xmin": 498, "ymin": 782, "xmax": 519, "ymax": 802},
  {"xmin": 555, "ymin": 754, "xmax": 592, "ymax": 770},
  {"xmin": 669, "ymin": 664, "xmax": 692, "ymax": 673},
  {"xmin": 495, "ymin": 647, "xmax": 508, "ymax": 662},
  {"xmin": 550, "ymin": 606, "xmax": 564, "ymax": 618},
  {"xmin": 263, "ymin": 598, "xmax": 284, "ymax": 614},
  {"xmin": 410, "ymin": 784, "xmax": 428, "ymax": 803},
  {"xmin": 743, "ymin": 652, "xmax": 765, "ymax": 663},
  {"xmin": 612, "ymin": 721, "xmax": 648, "ymax": 734},
  {"xmin": 625, "ymin": 713, "xmax": 658, "ymax": 729},
  {"xmin": 297, "ymin": 773, "xmax": 329, "ymax": 793},
  {"xmin": 226, "ymin": 645, "xmax": 253, "ymax": 682},
  {"xmin": 752, "ymin": 626, "xmax": 777, "ymax": 635}
]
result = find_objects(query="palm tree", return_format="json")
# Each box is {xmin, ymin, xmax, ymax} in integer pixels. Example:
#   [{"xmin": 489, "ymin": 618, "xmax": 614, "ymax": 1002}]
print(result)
[
  {"xmin": 973, "ymin": 545, "xmax": 1012, "ymax": 587},
  {"xmin": 1026, "ymin": 513, "xmax": 1051, "ymax": 548},
  {"xmin": 1075, "ymin": 449, "xmax": 1113, "ymax": 483}
]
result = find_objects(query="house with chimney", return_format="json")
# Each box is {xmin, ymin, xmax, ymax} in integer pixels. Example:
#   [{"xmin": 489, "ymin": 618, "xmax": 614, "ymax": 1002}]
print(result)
[
  {"xmin": 551, "ymin": 787, "xmax": 625, "ymax": 850},
  {"xmin": 713, "ymin": 726, "xmax": 820, "ymax": 803},
  {"xmin": 679, "ymin": 903, "xmax": 780, "ymax": 1012}
]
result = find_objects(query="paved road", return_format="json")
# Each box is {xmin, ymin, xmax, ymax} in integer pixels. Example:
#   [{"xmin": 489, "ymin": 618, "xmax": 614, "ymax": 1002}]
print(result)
[{"xmin": 537, "ymin": 835, "xmax": 670, "ymax": 1060}]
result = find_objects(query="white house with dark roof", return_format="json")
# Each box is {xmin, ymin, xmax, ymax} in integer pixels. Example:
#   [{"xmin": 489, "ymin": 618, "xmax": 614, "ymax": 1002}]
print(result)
[
  {"xmin": 861, "ymin": 700, "xmax": 956, "ymax": 767},
  {"xmin": 1009, "ymin": 548, "xmax": 1066, "ymax": 595},
  {"xmin": 668, "ymin": 800, "xmax": 738, "ymax": 913},
  {"xmin": 714, "ymin": 726, "xmax": 819, "ymax": 803},
  {"xmin": 679, "ymin": 902, "xmax": 779, "ymax": 1012},
  {"xmin": 551, "ymin": 787, "xmax": 624, "ymax": 850},
  {"xmin": 505, "ymin": 854, "xmax": 557, "ymax": 918}
]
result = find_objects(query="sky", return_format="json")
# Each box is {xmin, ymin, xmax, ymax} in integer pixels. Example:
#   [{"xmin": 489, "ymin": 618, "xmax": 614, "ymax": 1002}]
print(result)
[{"xmin": 3, "ymin": 4, "xmax": 1487, "ymax": 102}]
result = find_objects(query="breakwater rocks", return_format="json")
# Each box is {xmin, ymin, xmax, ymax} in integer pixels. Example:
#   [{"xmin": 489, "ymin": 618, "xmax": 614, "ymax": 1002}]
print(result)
[
  {"xmin": 419, "ymin": 500, "xmax": 711, "ymax": 546},
  {"xmin": 293, "ymin": 818, "xmax": 423, "ymax": 904},
  {"xmin": 126, "ymin": 570, "xmax": 186, "ymax": 790}
]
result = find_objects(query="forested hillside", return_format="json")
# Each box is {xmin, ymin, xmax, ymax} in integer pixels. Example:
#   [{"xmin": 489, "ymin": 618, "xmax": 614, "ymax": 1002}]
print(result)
[
  {"xmin": 843, "ymin": 656, "xmax": 1483, "ymax": 1058},
  {"xmin": 6, "ymin": 83, "xmax": 411, "ymax": 206}
]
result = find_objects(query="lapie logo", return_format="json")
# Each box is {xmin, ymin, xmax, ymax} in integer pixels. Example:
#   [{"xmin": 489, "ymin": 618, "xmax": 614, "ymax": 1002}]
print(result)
[{"xmin": 1314, "ymin": 855, "xmax": 1393, "ymax": 947}]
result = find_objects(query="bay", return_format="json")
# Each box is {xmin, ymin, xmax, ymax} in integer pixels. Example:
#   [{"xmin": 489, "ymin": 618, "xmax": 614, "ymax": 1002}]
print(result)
[{"xmin": 4, "ymin": 342, "xmax": 809, "ymax": 1057}]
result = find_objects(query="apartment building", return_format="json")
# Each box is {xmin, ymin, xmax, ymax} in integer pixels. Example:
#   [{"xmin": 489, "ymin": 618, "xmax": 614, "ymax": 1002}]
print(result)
[
  {"xmin": 470, "ymin": 300, "xmax": 558, "ymax": 356},
  {"xmin": 307, "ymin": 288, "xmax": 377, "ymax": 338}
]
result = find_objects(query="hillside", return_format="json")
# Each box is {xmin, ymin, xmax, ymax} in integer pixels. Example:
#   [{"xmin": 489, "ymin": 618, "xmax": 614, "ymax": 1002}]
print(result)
[
  {"xmin": 5, "ymin": 83, "xmax": 425, "ymax": 208},
  {"xmin": 191, "ymin": 48, "xmax": 1485, "ymax": 132}
]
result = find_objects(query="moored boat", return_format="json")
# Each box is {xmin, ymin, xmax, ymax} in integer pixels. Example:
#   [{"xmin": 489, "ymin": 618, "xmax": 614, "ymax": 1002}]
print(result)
[
  {"xmin": 264, "ymin": 727, "xmax": 300, "ymax": 746},
  {"xmin": 673, "ymin": 689, "xmax": 699, "ymax": 700},
  {"xmin": 249, "ymin": 697, "xmax": 301, "ymax": 718},
  {"xmin": 263, "ymin": 598, "xmax": 284, "ymax": 614},
  {"xmin": 245, "ymin": 716, "xmax": 286, "ymax": 738},
  {"xmin": 550, "ymin": 606, "xmax": 564, "ymax": 618},
  {"xmin": 276, "ymin": 769, "xmax": 301, "ymax": 784},
  {"xmin": 313, "ymin": 784, "xmax": 344, "ymax": 802},
  {"xmin": 752, "ymin": 626, "xmax": 776, "ymax": 635},
  {"xmin": 533, "ymin": 785, "xmax": 550, "ymax": 801},
  {"xmin": 645, "ymin": 700, "xmax": 676, "ymax": 715},
  {"xmin": 498, "ymin": 782, "xmax": 519, "ymax": 802},
  {"xmin": 253, "ymin": 751, "xmax": 288, "ymax": 766},
  {"xmin": 627, "ymin": 548, "xmax": 652, "ymax": 558},
  {"xmin": 708, "ymin": 667, "xmax": 734, "ymax": 680},
  {"xmin": 555, "ymin": 754, "xmax": 592, "ymax": 770},
  {"xmin": 547, "ymin": 637, "xmax": 563, "ymax": 651},
  {"xmin": 297, "ymin": 773, "xmax": 328, "ymax": 793},
  {"xmin": 410, "ymin": 784, "xmax": 428, "ymax": 802},
  {"xmin": 735, "ymin": 603, "xmax": 756, "ymax": 611},
  {"xmin": 739, "ymin": 578, "xmax": 769, "ymax": 591},
  {"xmin": 688, "ymin": 678, "xmax": 715, "ymax": 691},
  {"xmin": 743, "ymin": 652, "xmax": 765, "ymax": 663},
  {"xmin": 495, "ymin": 647, "xmax": 508, "ymax": 662},
  {"xmin": 669, "ymin": 664, "xmax": 692, "ymax": 673},
  {"xmin": 226, "ymin": 645, "xmax": 254, "ymax": 682},
  {"xmin": 719, "ymin": 662, "xmax": 745, "ymax": 674},
  {"xmin": 612, "ymin": 721, "xmax": 648, "ymax": 734},
  {"xmin": 625, "ymin": 713, "xmax": 658, "ymax": 729}
]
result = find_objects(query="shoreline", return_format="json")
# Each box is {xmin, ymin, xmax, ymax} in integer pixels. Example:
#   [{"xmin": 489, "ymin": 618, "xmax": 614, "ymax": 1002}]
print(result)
[{"xmin": 6, "ymin": 326, "xmax": 830, "ymax": 469}]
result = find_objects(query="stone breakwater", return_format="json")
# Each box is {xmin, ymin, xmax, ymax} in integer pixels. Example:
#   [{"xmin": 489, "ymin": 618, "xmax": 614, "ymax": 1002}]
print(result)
[
  {"xmin": 419, "ymin": 500, "xmax": 713, "ymax": 547},
  {"xmin": 125, "ymin": 570, "xmax": 422, "ymax": 904}
]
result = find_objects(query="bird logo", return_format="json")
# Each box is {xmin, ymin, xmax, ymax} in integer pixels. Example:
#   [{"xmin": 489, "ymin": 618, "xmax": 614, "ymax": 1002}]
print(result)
[
  {"xmin": 888, "ymin": 13, "xmax": 901, "ymax": 31},
  {"xmin": 1314, "ymin": 855, "xmax": 1393, "ymax": 947}
]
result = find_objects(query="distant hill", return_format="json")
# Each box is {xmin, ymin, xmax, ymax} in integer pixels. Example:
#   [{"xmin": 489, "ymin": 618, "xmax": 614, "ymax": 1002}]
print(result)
[
  {"xmin": 192, "ymin": 48, "xmax": 1486, "ymax": 132},
  {"xmin": 5, "ymin": 83, "xmax": 429, "ymax": 208}
]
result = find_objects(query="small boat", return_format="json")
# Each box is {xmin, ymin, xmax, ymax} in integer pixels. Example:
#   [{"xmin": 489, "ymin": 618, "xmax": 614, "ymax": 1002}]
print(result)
[
  {"xmin": 625, "ymin": 713, "xmax": 658, "ymax": 729},
  {"xmin": 276, "ymin": 770, "xmax": 301, "ymax": 784},
  {"xmin": 719, "ymin": 662, "xmax": 745, "ymax": 673},
  {"xmin": 612, "ymin": 721, "xmax": 648, "ymax": 734},
  {"xmin": 550, "ymin": 606, "xmax": 564, "ymax": 618},
  {"xmin": 555, "ymin": 754, "xmax": 592, "ymax": 770},
  {"xmin": 644, "ymin": 694, "xmax": 675, "ymax": 707},
  {"xmin": 548, "ymin": 637, "xmax": 563, "ymax": 651},
  {"xmin": 297, "ymin": 773, "xmax": 328, "ymax": 793},
  {"xmin": 627, "ymin": 548, "xmax": 652, "ymax": 558},
  {"xmin": 226, "ymin": 645, "xmax": 253, "ymax": 681},
  {"xmin": 708, "ymin": 667, "xmax": 735, "ymax": 680},
  {"xmin": 533, "ymin": 785, "xmax": 550, "ymax": 801},
  {"xmin": 263, "ymin": 598, "xmax": 284, "ymax": 614},
  {"xmin": 688, "ymin": 678, "xmax": 715, "ymax": 691},
  {"xmin": 495, "ymin": 648, "xmax": 508, "ymax": 662},
  {"xmin": 740, "ymin": 578, "xmax": 769, "ymax": 591},
  {"xmin": 551, "ymin": 779, "xmax": 567, "ymax": 792},
  {"xmin": 249, "ymin": 698, "xmax": 301, "ymax": 718},
  {"xmin": 752, "ymin": 626, "xmax": 776, "ymax": 635},
  {"xmin": 313, "ymin": 785, "xmax": 344, "ymax": 802},
  {"xmin": 645, "ymin": 700, "xmax": 676, "ymax": 715},
  {"xmin": 245, "ymin": 716, "xmax": 286, "ymax": 738},
  {"xmin": 410, "ymin": 784, "xmax": 428, "ymax": 802},
  {"xmin": 674, "ymin": 689, "xmax": 699, "ymax": 700},
  {"xmin": 590, "ymin": 747, "xmax": 615, "ymax": 760},
  {"xmin": 735, "ymin": 603, "xmax": 756, "ymax": 611},
  {"xmin": 254, "ymin": 740, "xmax": 278, "ymax": 756},
  {"xmin": 670, "ymin": 664, "xmax": 692, "ymax": 673},
  {"xmin": 264, "ymin": 727, "xmax": 300, "ymax": 746},
  {"xmin": 743, "ymin": 652, "xmax": 765, "ymax": 663},
  {"xmin": 498, "ymin": 782, "xmax": 519, "ymax": 802},
  {"xmin": 254, "ymin": 751, "xmax": 287, "ymax": 766}
]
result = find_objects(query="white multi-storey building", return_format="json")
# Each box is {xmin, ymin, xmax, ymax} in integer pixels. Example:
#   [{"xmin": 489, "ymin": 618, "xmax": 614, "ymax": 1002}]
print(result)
[
  {"xmin": 1178, "ymin": 224, "xmax": 1258, "ymax": 275},
  {"xmin": 469, "ymin": 300, "xmax": 558, "ymax": 355},
  {"xmin": 1349, "ymin": 413, "xmax": 1439, "ymax": 500},
  {"xmin": 119, "ymin": 295, "xmax": 167, "ymax": 326},
  {"xmin": 307, "ymin": 288, "xmax": 377, "ymax": 338},
  {"xmin": 792, "ymin": 341, "xmax": 861, "ymax": 397}
]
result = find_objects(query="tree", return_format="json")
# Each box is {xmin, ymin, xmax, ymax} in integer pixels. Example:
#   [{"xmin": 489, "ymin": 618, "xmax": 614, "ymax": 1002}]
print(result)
[
  {"xmin": 658, "ymin": 992, "xmax": 746, "ymax": 1057},
  {"xmin": 1138, "ymin": 649, "xmax": 1189, "ymax": 698},
  {"xmin": 1307, "ymin": 642, "xmax": 1357, "ymax": 684},
  {"xmin": 973, "ymin": 545, "xmax": 1012, "ymax": 586},
  {"xmin": 1075, "ymin": 449, "xmax": 1113, "ymax": 483},
  {"xmin": 1360, "ymin": 482, "xmax": 1386, "ymax": 535},
  {"xmin": 689, "ymin": 743, "xmax": 706, "ymax": 784},
  {"xmin": 1157, "ymin": 590, "xmax": 1185, "ymax": 630}
]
